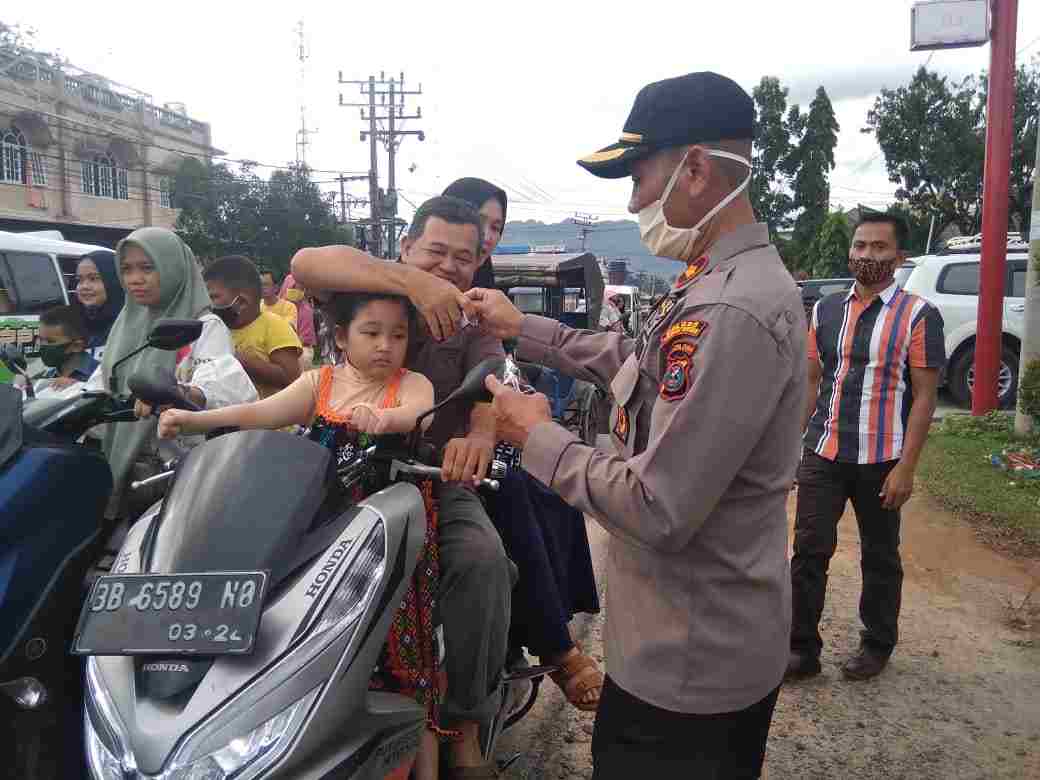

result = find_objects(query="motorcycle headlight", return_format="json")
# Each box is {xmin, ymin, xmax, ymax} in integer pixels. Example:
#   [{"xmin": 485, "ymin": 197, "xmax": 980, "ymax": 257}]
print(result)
[
  {"xmin": 85, "ymin": 657, "xmax": 137, "ymax": 780},
  {"xmin": 165, "ymin": 686, "xmax": 320, "ymax": 780},
  {"xmin": 310, "ymin": 521, "xmax": 386, "ymax": 642},
  {"xmin": 85, "ymin": 709, "xmax": 123, "ymax": 780}
]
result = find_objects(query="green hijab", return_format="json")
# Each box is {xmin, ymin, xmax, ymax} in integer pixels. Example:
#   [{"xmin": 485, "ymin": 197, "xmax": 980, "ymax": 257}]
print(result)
[{"xmin": 101, "ymin": 227, "xmax": 212, "ymax": 500}]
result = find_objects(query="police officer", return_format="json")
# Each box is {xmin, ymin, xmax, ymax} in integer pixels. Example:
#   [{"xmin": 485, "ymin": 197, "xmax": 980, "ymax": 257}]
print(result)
[{"xmin": 467, "ymin": 72, "xmax": 806, "ymax": 779}]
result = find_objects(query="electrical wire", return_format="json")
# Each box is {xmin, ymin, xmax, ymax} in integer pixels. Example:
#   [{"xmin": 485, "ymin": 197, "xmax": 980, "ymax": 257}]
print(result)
[{"xmin": 0, "ymin": 96, "xmax": 367, "ymax": 176}]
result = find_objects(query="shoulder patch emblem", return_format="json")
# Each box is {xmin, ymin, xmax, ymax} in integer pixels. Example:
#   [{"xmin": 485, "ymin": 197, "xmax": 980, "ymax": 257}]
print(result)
[
  {"xmin": 674, "ymin": 256, "xmax": 709, "ymax": 289},
  {"xmin": 661, "ymin": 319, "xmax": 708, "ymax": 347},
  {"xmin": 660, "ymin": 353, "xmax": 693, "ymax": 401},
  {"xmin": 612, "ymin": 405, "xmax": 630, "ymax": 444}
]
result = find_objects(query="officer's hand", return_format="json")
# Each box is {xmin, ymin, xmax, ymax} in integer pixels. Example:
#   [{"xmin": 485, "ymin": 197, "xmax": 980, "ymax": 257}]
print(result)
[
  {"xmin": 485, "ymin": 375, "xmax": 552, "ymax": 448},
  {"xmin": 409, "ymin": 271, "xmax": 476, "ymax": 342},
  {"xmin": 442, "ymin": 434, "xmax": 495, "ymax": 485},
  {"xmin": 465, "ymin": 288, "xmax": 523, "ymax": 340},
  {"xmin": 134, "ymin": 399, "xmax": 155, "ymax": 419}
]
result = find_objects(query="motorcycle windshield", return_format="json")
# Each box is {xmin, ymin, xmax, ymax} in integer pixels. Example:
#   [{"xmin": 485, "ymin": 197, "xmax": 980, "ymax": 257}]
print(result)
[{"xmin": 149, "ymin": 430, "xmax": 334, "ymax": 576}]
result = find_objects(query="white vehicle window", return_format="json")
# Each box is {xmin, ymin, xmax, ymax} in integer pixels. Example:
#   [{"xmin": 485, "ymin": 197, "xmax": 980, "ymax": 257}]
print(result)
[
  {"xmin": 0, "ymin": 252, "xmax": 65, "ymax": 314},
  {"xmin": 1011, "ymin": 268, "xmax": 1026, "ymax": 298},
  {"xmin": 893, "ymin": 266, "xmax": 914, "ymax": 288},
  {"xmin": 937, "ymin": 263, "xmax": 980, "ymax": 295},
  {"xmin": 818, "ymin": 283, "xmax": 851, "ymax": 297}
]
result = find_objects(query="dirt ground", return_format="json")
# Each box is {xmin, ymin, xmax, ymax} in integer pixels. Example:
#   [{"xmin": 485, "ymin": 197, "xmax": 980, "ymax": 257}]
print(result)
[{"xmin": 506, "ymin": 491, "xmax": 1040, "ymax": 780}]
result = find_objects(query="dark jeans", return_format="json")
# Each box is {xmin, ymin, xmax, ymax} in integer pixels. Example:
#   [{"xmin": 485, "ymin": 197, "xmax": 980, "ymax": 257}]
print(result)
[
  {"xmin": 591, "ymin": 677, "xmax": 779, "ymax": 780},
  {"xmin": 791, "ymin": 450, "xmax": 903, "ymax": 659}
]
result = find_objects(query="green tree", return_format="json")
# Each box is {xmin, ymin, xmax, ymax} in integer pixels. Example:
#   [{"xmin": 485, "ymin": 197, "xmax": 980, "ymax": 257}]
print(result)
[
  {"xmin": 864, "ymin": 68, "xmax": 985, "ymax": 237},
  {"xmin": 980, "ymin": 57, "xmax": 1040, "ymax": 233},
  {"xmin": 885, "ymin": 202, "xmax": 934, "ymax": 255},
  {"xmin": 751, "ymin": 77, "xmax": 799, "ymax": 235},
  {"xmin": 804, "ymin": 209, "xmax": 852, "ymax": 278},
  {"xmin": 791, "ymin": 87, "xmax": 840, "ymax": 257},
  {"xmin": 175, "ymin": 162, "xmax": 351, "ymax": 273}
]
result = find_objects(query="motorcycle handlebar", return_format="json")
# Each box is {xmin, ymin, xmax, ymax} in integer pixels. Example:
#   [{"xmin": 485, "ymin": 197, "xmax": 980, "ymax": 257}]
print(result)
[{"xmin": 127, "ymin": 372, "xmax": 200, "ymax": 413}]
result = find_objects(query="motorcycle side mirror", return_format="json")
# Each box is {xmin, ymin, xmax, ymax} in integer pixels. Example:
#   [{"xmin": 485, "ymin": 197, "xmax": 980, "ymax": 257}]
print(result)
[
  {"xmin": 147, "ymin": 319, "xmax": 204, "ymax": 351},
  {"xmin": 128, "ymin": 368, "xmax": 201, "ymax": 413},
  {"xmin": 446, "ymin": 357, "xmax": 506, "ymax": 406},
  {"xmin": 110, "ymin": 319, "xmax": 204, "ymax": 394},
  {"xmin": 410, "ymin": 357, "xmax": 507, "ymax": 453}
]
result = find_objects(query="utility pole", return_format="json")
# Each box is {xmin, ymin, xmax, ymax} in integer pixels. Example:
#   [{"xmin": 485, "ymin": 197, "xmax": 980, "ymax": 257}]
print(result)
[
  {"xmin": 972, "ymin": 0, "xmax": 1018, "ymax": 415},
  {"xmin": 339, "ymin": 174, "xmax": 346, "ymax": 224},
  {"xmin": 336, "ymin": 174, "xmax": 369, "ymax": 225},
  {"xmin": 1014, "ymin": 126, "xmax": 1039, "ymax": 437},
  {"xmin": 295, "ymin": 20, "xmax": 316, "ymax": 166},
  {"xmin": 575, "ymin": 212, "xmax": 598, "ymax": 252},
  {"xmin": 339, "ymin": 71, "xmax": 424, "ymax": 258}
]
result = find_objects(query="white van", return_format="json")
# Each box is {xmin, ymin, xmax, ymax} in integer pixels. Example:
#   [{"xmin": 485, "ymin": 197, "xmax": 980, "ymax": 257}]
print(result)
[{"xmin": 0, "ymin": 230, "xmax": 115, "ymax": 383}]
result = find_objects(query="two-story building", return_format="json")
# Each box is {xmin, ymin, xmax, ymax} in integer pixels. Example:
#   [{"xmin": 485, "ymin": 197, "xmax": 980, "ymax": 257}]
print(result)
[{"xmin": 0, "ymin": 43, "xmax": 220, "ymax": 247}]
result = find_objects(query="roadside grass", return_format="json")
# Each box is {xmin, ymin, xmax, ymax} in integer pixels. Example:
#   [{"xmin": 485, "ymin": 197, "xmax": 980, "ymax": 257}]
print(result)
[{"xmin": 919, "ymin": 412, "xmax": 1040, "ymax": 558}]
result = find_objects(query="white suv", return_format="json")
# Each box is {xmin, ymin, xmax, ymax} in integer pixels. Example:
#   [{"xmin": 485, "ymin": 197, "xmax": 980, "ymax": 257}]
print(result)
[{"xmin": 902, "ymin": 252, "xmax": 1030, "ymax": 408}]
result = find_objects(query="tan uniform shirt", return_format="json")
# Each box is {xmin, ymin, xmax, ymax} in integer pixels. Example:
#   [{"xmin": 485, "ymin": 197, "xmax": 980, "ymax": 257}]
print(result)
[{"xmin": 519, "ymin": 223, "xmax": 806, "ymax": 714}]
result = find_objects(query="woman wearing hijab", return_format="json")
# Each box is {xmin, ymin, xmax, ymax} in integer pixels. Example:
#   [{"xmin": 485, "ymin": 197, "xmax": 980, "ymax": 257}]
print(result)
[
  {"xmin": 441, "ymin": 177, "xmax": 604, "ymax": 712},
  {"xmin": 73, "ymin": 249, "xmax": 126, "ymax": 361},
  {"xmin": 442, "ymin": 178, "xmax": 505, "ymax": 293},
  {"xmin": 84, "ymin": 227, "xmax": 257, "ymax": 515}
]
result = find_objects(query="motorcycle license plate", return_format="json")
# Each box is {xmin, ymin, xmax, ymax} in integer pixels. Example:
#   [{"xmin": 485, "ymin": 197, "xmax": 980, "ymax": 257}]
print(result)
[{"xmin": 72, "ymin": 572, "xmax": 267, "ymax": 656}]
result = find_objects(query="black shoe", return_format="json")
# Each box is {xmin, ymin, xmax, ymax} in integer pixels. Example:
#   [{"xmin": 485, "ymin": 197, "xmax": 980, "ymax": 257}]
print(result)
[
  {"xmin": 784, "ymin": 652, "xmax": 822, "ymax": 680},
  {"xmin": 842, "ymin": 646, "xmax": 889, "ymax": 680}
]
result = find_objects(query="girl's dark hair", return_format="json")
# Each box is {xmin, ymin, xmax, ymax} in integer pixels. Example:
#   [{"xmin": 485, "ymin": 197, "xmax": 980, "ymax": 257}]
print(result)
[{"xmin": 320, "ymin": 291, "xmax": 417, "ymax": 331}]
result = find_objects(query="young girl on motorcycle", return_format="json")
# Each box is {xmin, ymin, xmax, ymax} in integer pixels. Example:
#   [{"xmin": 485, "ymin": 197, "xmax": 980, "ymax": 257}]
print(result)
[{"xmin": 159, "ymin": 291, "xmax": 442, "ymax": 779}]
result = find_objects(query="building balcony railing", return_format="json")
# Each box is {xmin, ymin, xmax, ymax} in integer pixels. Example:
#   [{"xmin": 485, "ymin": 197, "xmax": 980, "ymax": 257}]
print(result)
[{"xmin": 0, "ymin": 49, "xmax": 208, "ymax": 136}]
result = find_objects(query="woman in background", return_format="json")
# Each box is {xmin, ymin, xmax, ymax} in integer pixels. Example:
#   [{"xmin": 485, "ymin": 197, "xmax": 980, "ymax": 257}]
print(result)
[
  {"xmin": 442, "ymin": 177, "xmax": 603, "ymax": 711},
  {"xmin": 73, "ymin": 250, "xmax": 125, "ymax": 361}
]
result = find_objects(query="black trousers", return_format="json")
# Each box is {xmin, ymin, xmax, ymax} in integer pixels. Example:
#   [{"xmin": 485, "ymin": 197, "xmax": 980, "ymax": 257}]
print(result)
[
  {"xmin": 591, "ymin": 677, "xmax": 779, "ymax": 779},
  {"xmin": 790, "ymin": 450, "xmax": 903, "ymax": 659}
]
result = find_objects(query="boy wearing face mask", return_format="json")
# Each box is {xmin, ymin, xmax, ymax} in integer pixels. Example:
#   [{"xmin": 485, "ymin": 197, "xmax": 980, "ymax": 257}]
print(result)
[
  {"xmin": 21, "ymin": 305, "xmax": 98, "ymax": 398},
  {"xmin": 203, "ymin": 255, "xmax": 302, "ymax": 399}
]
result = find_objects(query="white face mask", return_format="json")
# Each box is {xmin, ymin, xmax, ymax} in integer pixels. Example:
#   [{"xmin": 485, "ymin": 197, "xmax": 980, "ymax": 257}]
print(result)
[{"xmin": 638, "ymin": 149, "xmax": 752, "ymax": 260}]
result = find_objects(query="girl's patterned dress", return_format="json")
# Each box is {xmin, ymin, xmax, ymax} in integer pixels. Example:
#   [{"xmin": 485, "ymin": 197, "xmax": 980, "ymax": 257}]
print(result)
[{"xmin": 305, "ymin": 365, "xmax": 445, "ymax": 727}]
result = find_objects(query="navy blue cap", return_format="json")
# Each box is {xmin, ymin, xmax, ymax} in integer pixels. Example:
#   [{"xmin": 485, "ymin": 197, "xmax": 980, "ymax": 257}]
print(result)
[{"xmin": 578, "ymin": 72, "xmax": 755, "ymax": 179}]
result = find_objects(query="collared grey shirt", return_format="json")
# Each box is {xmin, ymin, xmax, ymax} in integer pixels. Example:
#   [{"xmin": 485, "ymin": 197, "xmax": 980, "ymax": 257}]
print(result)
[
  {"xmin": 518, "ymin": 223, "xmax": 806, "ymax": 714},
  {"xmin": 407, "ymin": 323, "xmax": 505, "ymax": 449}
]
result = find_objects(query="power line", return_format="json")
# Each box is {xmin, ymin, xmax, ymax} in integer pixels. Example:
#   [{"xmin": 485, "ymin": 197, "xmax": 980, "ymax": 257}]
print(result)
[
  {"xmin": 0, "ymin": 97, "xmax": 366, "ymax": 176},
  {"xmin": 338, "ymin": 71, "xmax": 424, "ymax": 258}
]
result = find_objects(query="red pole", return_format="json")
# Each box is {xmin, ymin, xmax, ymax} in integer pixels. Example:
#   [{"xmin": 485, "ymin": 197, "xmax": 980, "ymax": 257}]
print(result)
[{"xmin": 972, "ymin": 0, "xmax": 1018, "ymax": 415}]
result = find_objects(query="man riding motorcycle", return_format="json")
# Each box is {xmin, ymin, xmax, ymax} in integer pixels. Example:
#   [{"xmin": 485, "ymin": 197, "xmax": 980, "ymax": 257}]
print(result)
[{"xmin": 292, "ymin": 196, "xmax": 514, "ymax": 779}]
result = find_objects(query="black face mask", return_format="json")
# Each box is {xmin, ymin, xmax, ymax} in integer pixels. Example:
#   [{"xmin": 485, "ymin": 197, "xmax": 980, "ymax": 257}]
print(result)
[{"xmin": 212, "ymin": 296, "xmax": 242, "ymax": 328}]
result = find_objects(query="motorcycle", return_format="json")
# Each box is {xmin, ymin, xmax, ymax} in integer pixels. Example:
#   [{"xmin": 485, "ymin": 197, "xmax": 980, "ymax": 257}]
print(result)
[
  {"xmin": 0, "ymin": 319, "xmax": 206, "ymax": 780},
  {"xmin": 76, "ymin": 357, "xmax": 557, "ymax": 780}
]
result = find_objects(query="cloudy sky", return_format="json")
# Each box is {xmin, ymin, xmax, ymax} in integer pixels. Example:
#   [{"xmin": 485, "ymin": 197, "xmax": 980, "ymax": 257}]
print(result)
[{"xmin": 9, "ymin": 1, "xmax": 1040, "ymax": 223}]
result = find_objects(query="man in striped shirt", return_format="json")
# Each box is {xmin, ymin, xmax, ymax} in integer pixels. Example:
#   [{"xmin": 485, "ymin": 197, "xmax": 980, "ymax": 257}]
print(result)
[{"xmin": 787, "ymin": 211, "xmax": 945, "ymax": 681}]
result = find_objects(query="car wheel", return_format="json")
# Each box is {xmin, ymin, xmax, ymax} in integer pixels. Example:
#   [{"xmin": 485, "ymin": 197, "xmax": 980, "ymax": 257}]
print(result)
[{"xmin": 949, "ymin": 345, "xmax": 1020, "ymax": 409}]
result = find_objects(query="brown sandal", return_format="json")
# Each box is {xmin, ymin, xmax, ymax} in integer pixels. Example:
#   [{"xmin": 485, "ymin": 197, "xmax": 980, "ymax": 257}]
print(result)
[{"xmin": 548, "ymin": 645, "xmax": 604, "ymax": 712}]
